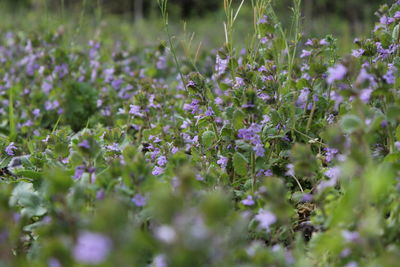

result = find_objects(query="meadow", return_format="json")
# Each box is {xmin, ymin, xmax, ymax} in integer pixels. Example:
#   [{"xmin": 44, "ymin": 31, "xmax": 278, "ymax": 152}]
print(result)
[{"xmin": 1, "ymin": 0, "xmax": 400, "ymax": 266}]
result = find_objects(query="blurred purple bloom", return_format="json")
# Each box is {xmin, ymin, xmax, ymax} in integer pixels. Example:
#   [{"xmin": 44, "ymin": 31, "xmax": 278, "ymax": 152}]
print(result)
[
  {"xmin": 327, "ymin": 64, "xmax": 347, "ymax": 84},
  {"xmin": 152, "ymin": 166, "xmax": 164, "ymax": 176},
  {"xmin": 73, "ymin": 231, "xmax": 111, "ymax": 265},
  {"xmin": 73, "ymin": 165, "xmax": 85, "ymax": 180},
  {"xmin": 380, "ymin": 15, "xmax": 394, "ymax": 25},
  {"xmin": 342, "ymin": 230, "xmax": 360, "ymax": 243},
  {"xmin": 242, "ymin": 195, "xmax": 255, "ymax": 206},
  {"xmin": 157, "ymin": 156, "xmax": 168, "ymax": 166},
  {"xmin": 217, "ymin": 155, "xmax": 228, "ymax": 169},
  {"xmin": 351, "ymin": 49, "xmax": 364, "ymax": 58},
  {"xmin": 129, "ymin": 105, "xmax": 144, "ymax": 117},
  {"xmin": 325, "ymin": 147, "xmax": 338, "ymax": 163},
  {"xmin": 255, "ymin": 209, "xmax": 277, "ymax": 230},
  {"xmin": 78, "ymin": 140, "xmax": 90, "ymax": 149},
  {"xmin": 359, "ymin": 88, "xmax": 373, "ymax": 103},
  {"xmin": 5, "ymin": 142, "xmax": 17, "ymax": 156},
  {"xmin": 131, "ymin": 194, "xmax": 147, "ymax": 207},
  {"xmin": 384, "ymin": 64, "xmax": 396, "ymax": 84},
  {"xmin": 300, "ymin": 50, "xmax": 311, "ymax": 58}
]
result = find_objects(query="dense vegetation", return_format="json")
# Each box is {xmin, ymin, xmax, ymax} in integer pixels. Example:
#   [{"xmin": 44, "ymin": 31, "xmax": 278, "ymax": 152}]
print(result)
[{"xmin": 1, "ymin": 0, "xmax": 400, "ymax": 266}]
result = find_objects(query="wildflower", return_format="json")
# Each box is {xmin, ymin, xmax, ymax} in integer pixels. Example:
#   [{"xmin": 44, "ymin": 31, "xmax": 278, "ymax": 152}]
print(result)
[
  {"xmin": 296, "ymin": 88, "xmax": 310, "ymax": 108},
  {"xmin": 319, "ymin": 39, "xmax": 329, "ymax": 46},
  {"xmin": 129, "ymin": 104, "xmax": 144, "ymax": 117},
  {"xmin": 285, "ymin": 164, "xmax": 295, "ymax": 177},
  {"xmin": 327, "ymin": 64, "xmax": 347, "ymax": 84},
  {"xmin": 73, "ymin": 231, "xmax": 112, "ymax": 265},
  {"xmin": 73, "ymin": 165, "xmax": 85, "ymax": 180},
  {"xmin": 383, "ymin": 64, "xmax": 396, "ymax": 84},
  {"xmin": 217, "ymin": 155, "xmax": 228, "ymax": 169},
  {"xmin": 300, "ymin": 50, "xmax": 311, "ymax": 58},
  {"xmin": 78, "ymin": 140, "xmax": 90, "ymax": 149},
  {"xmin": 359, "ymin": 88, "xmax": 373, "ymax": 103},
  {"xmin": 157, "ymin": 156, "xmax": 167, "ymax": 166},
  {"xmin": 380, "ymin": 15, "xmax": 394, "ymax": 25},
  {"xmin": 155, "ymin": 225, "xmax": 176, "ymax": 244},
  {"xmin": 255, "ymin": 209, "xmax": 277, "ymax": 230},
  {"xmin": 324, "ymin": 147, "xmax": 339, "ymax": 163},
  {"xmin": 152, "ymin": 166, "xmax": 164, "ymax": 176},
  {"xmin": 351, "ymin": 48, "xmax": 364, "ymax": 58},
  {"xmin": 5, "ymin": 142, "xmax": 17, "ymax": 156},
  {"xmin": 258, "ymin": 15, "xmax": 269, "ymax": 24},
  {"xmin": 205, "ymin": 106, "xmax": 214, "ymax": 116},
  {"xmin": 342, "ymin": 230, "xmax": 360, "ymax": 243},
  {"xmin": 254, "ymin": 144, "xmax": 265, "ymax": 157},
  {"xmin": 131, "ymin": 194, "xmax": 146, "ymax": 207},
  {"xmin": 242, "ymin": 195, "xmax": 255, "ymax": 206}
]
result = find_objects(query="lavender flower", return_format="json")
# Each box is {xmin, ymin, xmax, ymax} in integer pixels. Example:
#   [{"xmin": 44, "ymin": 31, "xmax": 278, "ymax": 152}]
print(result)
[
  {"xmin": 327, "ymin": 64, "xmax": 347, "ymax": 84},
  {"xmin": 73, "ymin": 231, "xmax": 112, "ymax": 265},
  {"xmin": 5, "ymin": 142, "xmax": 17, "ymax": 156},
  {"xmin": 217, "ymin": 155, "xmax": 228, "ymax": 169},
  {"xmin": 131, "ymin": 194, "xmax": 147, "ymax": 207},
  {"xmin": 78, "ymin": 140, "xmax": 90, "ymax": 149},
  {"xmin": 152, "ymin": 166, "xmax": 164, "ymax": 176},
  {"xmin": 255, "ymin": 209, "xmax": 277, "ymax": 231},
  {"xmin": 242, "ymin": 195, "xmax": 255, "ymax": 206}
]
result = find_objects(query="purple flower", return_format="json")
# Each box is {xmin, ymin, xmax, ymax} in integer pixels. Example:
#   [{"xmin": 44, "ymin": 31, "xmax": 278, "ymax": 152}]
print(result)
[
  {"xmin": 5, "ymin": 142, "xmax": 17, "ymax": 156},
  {"xmin": 342, "ymin": 230, "xmax": 360, "ymax": 243},
  {"xmin": 296, "ymin": 88, "xmax": 310, "ymax": 108},
  {"xmin": 255, "ymin": 209, "xmax": 277, "ymax": 230},
  {"xmin": 258, "ymin": 15, "xmax": 269, "ymax": 24},
  {"xmin": 384, "ymin": 64, "xmax": 396, "ymax": 84},
  {"xmin": 73, "ymin": 231, "xmax": 111, "ymax": 265},
  {"xmin": 129, "ymin": 105, "xmax": 144, "ymax": 117},
  {"xmin": 380, "ymin": 15, "xmax": 395, "ymax": 25},
  {"xmin": 78, "ymin": 140, "xmax": 90, "ymax": 149},
  {"xmin": 217, "ymin": 155, "xmax": 228, "ymax": 169},
  {"xmin": 254, "ymin": 144, "xmax": 265, "ymax": 157},
  {"xmin": 351, "ymin": 49, "xmax": 364, "ymax": 58},
  {"xmin": 395, "ymin": 141, "xmax": 400, "ymax": 151},
  {"xmin": 359, "ymin": 88, "xmax": 373, "ymax": 103},
  {"xmin": 394, "ymin": 11, "xmax": 400, "ymax": 19},
  {"xmin": 327, "ymin": 64, "xmax": 347, "ymax": 84},
  {"xmin": 73, "ymin": 165, "xmax": 85, "ymax": 180},
  {"xmin": 157, "ymin": 156, "xmax": 168, "ymax": 166},
  {"xmin": 324, "ymin": 147, "xmax": 338, "ymax": 163},
  {"xmin": 242, "ymin": 195, "xmax": 255, "ymax": 206},
  {"xmin": 285, "ymin": 164, "xmax": 295, "ymax": 177},
  {"xmin": 152, "ymin": 166, "xmax": 164, "ymax": 176},
  {"xmin": 325, "ymin": 166, "xmax": 341, "ymax": 180},
  {"xmin": 131, "ymin": 194, "xmax": 147, "ymax": 207},
  {"xmin": 300, "ymin": 50, "xmax": 311, "ymax": 58},
  {"xmin": 205, "ymin": 107, "xmax": 214, "ymax": 116}
]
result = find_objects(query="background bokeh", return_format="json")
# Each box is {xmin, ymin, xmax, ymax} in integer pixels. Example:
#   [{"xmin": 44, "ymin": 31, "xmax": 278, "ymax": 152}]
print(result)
[{"xmin": 0, "ymin": 0, "xmax": 388, "ymax": 54}]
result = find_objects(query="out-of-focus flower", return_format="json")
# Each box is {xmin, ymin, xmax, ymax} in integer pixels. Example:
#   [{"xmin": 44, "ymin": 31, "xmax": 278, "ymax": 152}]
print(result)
[
  {"xmin": 73, "ymin": 231, "xmax": 112, "ymax": 265},
  {"xmin": 327, "ymin": 64, "xmax": 347, "ymax": 84}
]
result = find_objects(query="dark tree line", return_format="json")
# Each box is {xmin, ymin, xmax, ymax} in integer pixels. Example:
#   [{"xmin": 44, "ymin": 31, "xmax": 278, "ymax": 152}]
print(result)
[{"xmin": 5, "ymin": 0, "xmax": 387, "ymax": 22}]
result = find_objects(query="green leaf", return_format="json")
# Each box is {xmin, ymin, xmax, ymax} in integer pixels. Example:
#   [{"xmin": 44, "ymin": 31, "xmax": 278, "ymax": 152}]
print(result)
[
  {"xmin": 233, "ymin": 152, "xmax": 248, "ymax": 176},
  {"xmin": 201, "ymin": 131, "xmax": 216, "ymax": 148},
  {"xmin": 340, "ymin": 115, "xmax": 363, "ymax": 134},
  {"xmin": 232, "ymin": 109, "xmax": 245, "ymax": 130}
]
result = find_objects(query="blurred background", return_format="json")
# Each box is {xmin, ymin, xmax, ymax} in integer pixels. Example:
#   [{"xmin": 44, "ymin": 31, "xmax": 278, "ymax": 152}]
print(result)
[{"xmin": 0, "ymin": 0, "xmax": 387, "ymax": 54}]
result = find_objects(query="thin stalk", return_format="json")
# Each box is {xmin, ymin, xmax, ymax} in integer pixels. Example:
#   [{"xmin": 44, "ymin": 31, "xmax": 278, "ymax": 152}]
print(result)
[{"xmin": 158, "ymin": 0, "xmax": 187, "ymax": 91}]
